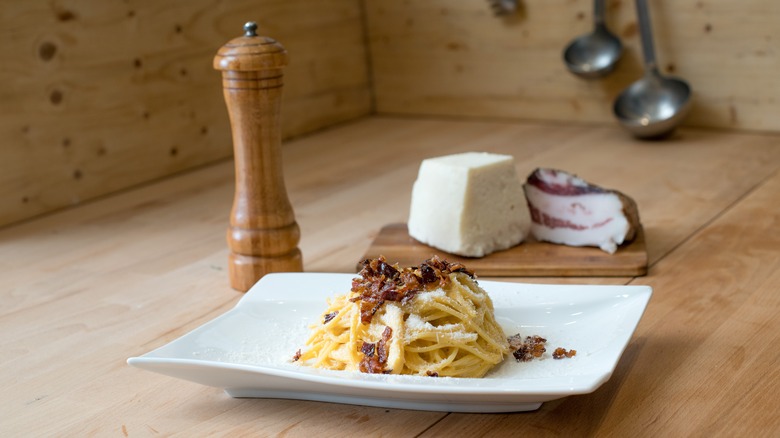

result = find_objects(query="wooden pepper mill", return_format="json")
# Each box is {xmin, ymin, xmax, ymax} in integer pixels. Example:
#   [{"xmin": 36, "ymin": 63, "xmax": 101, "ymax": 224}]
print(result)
[{"xmin": 214, "ymin": 22, "xmax": 303, "ymax": 291}]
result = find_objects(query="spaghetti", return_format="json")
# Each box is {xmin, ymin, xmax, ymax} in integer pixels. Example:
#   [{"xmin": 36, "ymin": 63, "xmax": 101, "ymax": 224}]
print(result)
[{"xmin": 294, "ymin": 256, "xmax": 510, "ymax": 378}]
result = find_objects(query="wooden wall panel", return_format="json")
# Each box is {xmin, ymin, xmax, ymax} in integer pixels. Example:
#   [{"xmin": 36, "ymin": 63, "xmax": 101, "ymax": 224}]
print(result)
[
  {"xmin": 0, "ymin": 0, "xmax": 371, "ymax": 227},
  {"xmin": 365, "ymin": 0, "xmax": 780, "ymax": 133}
]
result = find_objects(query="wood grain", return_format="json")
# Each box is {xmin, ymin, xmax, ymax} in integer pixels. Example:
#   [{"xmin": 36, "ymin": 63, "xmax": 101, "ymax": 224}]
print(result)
[
  {"xmin": 423, "ymin": 163, "xmax": 780, "ymax": 437},
  {"xmin": 1, "ymin": 117, "xmax": 779, "ymax": 436},
  {"xmin": 361, "ymin": 223, "xmax": 648, "ymax": 276},
  {"xmin": 275, "ymin": 117, "xmax": 780, "ymax": 273},
  {"xmin": 366, "ymin": 0, "xmax": 780, "ymax": 133},
  {"xmin": 0, "ymin": 0, "xmax": 370, "ymax": 228}
]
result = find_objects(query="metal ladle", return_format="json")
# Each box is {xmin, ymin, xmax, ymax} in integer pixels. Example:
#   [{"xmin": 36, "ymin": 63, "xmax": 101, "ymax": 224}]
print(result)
[
  {"xmin": 563, "ymin": 0, "xmax": 623, "ymax": 78},
  {"xmin": 613, "ymin": 0, "xmax": 692, "ymax": 138}
]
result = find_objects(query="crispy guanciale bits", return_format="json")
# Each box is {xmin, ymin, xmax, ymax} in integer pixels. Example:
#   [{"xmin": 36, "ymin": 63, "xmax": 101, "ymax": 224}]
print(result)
[
  {"xmin": 509, "ymin": 334, "xmax": 548, "ymax": 362},
  {"xmin": 351, "ymin": 255, "xmax": 474, "ymax": 374},
  {"xmin": 359, "ymin": 326, "xmax": 393, "ymax": 374},
  {"xmin": 323, "ymin": 311, "xmax": 338, "ymax": 324},
  {"xmin": 351, "ymin": 255, "xmax": 475, "ymax": 325},
  {"xmin": 552, "ymin": 347, "xmax": 577, "ymax": 359},
  {"xmin": 508, "ymin": 334, "xmax": 577, "ymax": 361}
]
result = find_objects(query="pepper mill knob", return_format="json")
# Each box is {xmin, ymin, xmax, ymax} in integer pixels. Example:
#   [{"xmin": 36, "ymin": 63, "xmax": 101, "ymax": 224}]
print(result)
[
  {"xmin": 244, "ymin": 21, "xmax": 258, "ymax": 37},
  {"xmin": 214, "ymin": 22, "xmax": 303, "ymax": 291}
]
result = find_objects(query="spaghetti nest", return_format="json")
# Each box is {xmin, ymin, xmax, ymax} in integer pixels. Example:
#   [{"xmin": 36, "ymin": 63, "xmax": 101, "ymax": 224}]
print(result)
[{"xmin": 294, "ymin": 256, "xmax": 510, "ymax": 378}]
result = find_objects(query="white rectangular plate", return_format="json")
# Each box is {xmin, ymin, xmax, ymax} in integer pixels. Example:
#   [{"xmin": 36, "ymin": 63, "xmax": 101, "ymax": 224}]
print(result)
[{"xmin": 128, "ymin": 273, "xmax": 651, "ymax": 413}]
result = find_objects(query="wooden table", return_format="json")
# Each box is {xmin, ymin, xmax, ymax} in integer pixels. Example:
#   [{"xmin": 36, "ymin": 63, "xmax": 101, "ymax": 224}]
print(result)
[{"xmin": 2, "ymin": 117, "xmax": 779, "ymax": 436}]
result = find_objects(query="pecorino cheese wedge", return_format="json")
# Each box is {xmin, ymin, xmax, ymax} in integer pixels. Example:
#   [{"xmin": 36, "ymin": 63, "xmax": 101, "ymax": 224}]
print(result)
[
  {"xmin": 408, "ymin": 152, "xmax": 530, "ymax": 257},
  {"xmin": 523, "ymin": 168, "xmax": 640, "ymax": 254}
]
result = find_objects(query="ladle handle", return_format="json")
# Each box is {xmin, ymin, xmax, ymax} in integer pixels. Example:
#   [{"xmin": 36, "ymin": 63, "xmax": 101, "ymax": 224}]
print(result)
[
  {"xmin": 635, "ymin": 0, "xmax": 659, "ymax": 74},
  {"xmin": 594, "ymin": 0, "xmax": 606, "ymax": 26}
]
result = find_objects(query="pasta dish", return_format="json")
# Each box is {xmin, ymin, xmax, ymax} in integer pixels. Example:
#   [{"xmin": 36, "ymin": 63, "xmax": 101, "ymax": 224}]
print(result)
[{"xmin": 293, "ymin": 256, "xmax": 510, "ymax": 377}]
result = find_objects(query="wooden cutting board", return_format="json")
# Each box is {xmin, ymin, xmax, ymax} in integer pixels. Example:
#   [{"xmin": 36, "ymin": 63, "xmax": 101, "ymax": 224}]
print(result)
[{"xmin": 360, "ymin": 223, "xmax": 647, "ymax": 277}]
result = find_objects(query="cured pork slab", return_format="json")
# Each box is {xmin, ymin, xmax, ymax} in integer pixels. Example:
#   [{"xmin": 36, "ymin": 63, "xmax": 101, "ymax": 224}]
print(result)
[{"xmin": 523, "ymin": 168, "xmax": 640, "ymax": 254}]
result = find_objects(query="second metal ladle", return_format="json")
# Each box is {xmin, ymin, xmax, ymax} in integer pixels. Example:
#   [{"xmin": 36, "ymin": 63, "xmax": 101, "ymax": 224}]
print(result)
[{"xmin": 613, "ymin": 0, "xmax": 692, "ymax": 138}]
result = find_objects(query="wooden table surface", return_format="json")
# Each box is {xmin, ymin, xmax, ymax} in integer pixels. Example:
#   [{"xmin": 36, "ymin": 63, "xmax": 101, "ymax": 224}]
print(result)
[{"xmin": 2, "ymin": 117, "xmax": 779, "ymax": 436}]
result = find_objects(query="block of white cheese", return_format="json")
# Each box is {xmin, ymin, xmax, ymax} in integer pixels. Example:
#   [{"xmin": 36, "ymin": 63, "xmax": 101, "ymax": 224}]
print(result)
[{"xmin": 408, "ymin": 152, "xmax": 530, "ymax": 257}]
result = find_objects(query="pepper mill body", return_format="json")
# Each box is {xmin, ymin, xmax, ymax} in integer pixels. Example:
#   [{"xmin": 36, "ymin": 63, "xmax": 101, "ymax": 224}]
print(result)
[{"xmin": 214, "ymin": 23, "xmax": 303, "ymax": 291}]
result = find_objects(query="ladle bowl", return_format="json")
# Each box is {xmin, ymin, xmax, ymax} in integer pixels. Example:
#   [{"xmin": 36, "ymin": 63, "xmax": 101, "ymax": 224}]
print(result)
[
  {"xmin": 614, "ymin": 71, "xmax": 691, "ymax": 138},
  {"xmin": 563, "ymin": 0, "xmax": 622, "ymax": 78},
  {"xmin": 613, "ymin": 0, "xmax": 692, "ymax": 138}
]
